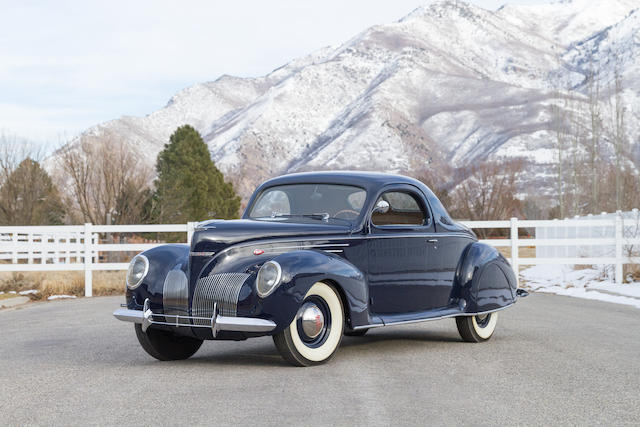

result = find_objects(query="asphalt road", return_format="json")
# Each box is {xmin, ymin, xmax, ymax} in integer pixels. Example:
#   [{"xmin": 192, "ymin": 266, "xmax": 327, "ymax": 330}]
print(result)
[{"xmin": 1, "ymin": 294, "xmax": 639, "ymax": 426}]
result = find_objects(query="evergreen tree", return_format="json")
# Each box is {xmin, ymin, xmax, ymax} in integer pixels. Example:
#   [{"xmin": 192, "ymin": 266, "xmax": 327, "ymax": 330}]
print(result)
[
  {"xmin": 154, "ymin": 125, "xmax": 240, "ymax": 222},
  {"xmin": 0, "ymin": 158, "xmax": 65, "ymax": 225}
]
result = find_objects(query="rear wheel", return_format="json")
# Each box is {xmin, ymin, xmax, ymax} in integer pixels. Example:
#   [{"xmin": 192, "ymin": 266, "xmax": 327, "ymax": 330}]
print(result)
[
  {"xmin": 456, "ymin": 312, "xmax": 498, "ymax": 343},
  {"xmin": 135, "ymin": 324, "xmax": 203, "ymax": 361},
  {"xmin": 273, "ymin": 282, "xmax": 344, "ymax": 366}
]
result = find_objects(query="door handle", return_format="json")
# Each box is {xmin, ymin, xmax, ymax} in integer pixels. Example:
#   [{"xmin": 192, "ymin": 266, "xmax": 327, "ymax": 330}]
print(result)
[{"xmin": 427, "ymin": 239, "xmax": 438, "ymax": 243}]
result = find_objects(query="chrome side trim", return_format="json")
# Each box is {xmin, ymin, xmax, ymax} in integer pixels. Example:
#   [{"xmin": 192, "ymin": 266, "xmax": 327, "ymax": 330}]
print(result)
[
  {"xmin": 351, "ymin": 304, "xmax": 515, "ymax": 330},
  {"xmin": 208, "ymin": 233, "xmax": 475, "ymax": 262},
  {"xmin": 190, "ymin": 251, "xmax": 216, "ymax": 257}
]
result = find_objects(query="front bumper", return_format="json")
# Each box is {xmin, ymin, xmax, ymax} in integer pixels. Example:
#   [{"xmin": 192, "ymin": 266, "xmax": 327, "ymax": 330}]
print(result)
[{"xmin": 113, "ymin": 298, "xmax": 276, "ymax": 338}]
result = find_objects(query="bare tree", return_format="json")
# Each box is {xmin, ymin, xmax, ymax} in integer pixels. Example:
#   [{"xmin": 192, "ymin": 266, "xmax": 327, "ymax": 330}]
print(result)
[
  {"xmin": 451, "ymin": 158, "xmax": 525, "ymax": 237},
  {"xmin": 586, "ymin": 60, "xmax": 603, "ymax": 211},
  {"xmin": 609, "ymin": 53, "xmax": 627, "ymax": 211},
  {"xmin": 551, "ymin": 97, "xmax": 567, "ymax": 218},
  {"xmin": 568, "ymin": 102, "xmax": 581, "ymax": 216},
  {"xmin": 57, "ymin": 132, "xmax": 153, "ymax": 224}
]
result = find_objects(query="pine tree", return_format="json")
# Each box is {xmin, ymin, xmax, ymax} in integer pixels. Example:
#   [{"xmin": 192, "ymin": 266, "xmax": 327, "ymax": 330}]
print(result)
[
  {"xmin": 0, "ymin": 158, "xmax": 65, "ymax": 225},
  {"xmin": 154, "ymin": 125, "xmax": 240, "ymax": 222}
]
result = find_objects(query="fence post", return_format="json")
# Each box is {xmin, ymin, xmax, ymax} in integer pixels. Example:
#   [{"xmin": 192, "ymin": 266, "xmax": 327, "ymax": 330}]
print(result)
[
  {"xmin": 27, "ymin": 232, "xmax": 33, "ymax": 264},
  {"xmin": 84, "ymin": 223, "xmax": 93, "ymax": 297},
  {"xmin": 11, "ymin": 232, "xmax": 18, "ymax": 264},
  {"xmin": 187, "ymin": 222, "xmax": 196, "ymax": 245},
  {"xmin": 615, "ymin": 212, "xmax": 623, "ymax": 284},
  {"xmin": 510, "ymin": 217, "xmax": 519, "ymax": 287}
]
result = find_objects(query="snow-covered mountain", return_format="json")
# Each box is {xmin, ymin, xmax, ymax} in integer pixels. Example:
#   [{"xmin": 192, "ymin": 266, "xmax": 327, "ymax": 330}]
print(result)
[{"xmin": 57, "ymin": 0, "xmax": 640, "ymax": 200}]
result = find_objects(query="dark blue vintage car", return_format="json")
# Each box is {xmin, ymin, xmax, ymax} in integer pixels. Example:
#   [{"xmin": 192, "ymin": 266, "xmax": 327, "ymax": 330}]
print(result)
[{"xmin": 114, "ymin": 171, "xmax": 524, "ymax": 366}]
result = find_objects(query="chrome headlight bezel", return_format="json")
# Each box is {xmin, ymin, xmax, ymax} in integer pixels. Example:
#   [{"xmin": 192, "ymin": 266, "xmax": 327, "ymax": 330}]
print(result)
[
  {"xmin": 256, "ymin": 260, "xmax": 282, "ymax": 298},
  {"xmin": 126, "ymin": 254, "xmax": 149, "ymax": 290}
]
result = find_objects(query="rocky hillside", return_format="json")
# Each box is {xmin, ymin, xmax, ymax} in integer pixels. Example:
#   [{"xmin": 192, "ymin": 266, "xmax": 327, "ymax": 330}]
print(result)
[{"xmin": 56, "ymin": 0, "xmax": 640, "ymax": 201}]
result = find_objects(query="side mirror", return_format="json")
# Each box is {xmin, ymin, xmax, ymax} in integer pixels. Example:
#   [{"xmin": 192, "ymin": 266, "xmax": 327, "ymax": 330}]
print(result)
[{"xmin": 373, "ymin": 200, "xmax": 390, "ymax": 214}]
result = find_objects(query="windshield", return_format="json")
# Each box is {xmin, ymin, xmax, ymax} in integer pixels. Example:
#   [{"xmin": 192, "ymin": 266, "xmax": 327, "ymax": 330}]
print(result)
[{"xmin": 248, "ymin": 184, "xmax": 367, "ymax": 224}]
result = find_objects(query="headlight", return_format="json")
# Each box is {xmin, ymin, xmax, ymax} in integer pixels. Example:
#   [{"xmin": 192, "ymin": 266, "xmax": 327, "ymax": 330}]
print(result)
[
  {"xmin": 126, "ymin": 255, "xmax": 149, "ymax": 290},
  {"xmin": 256, "ymin": 260, "xmax": 282, "ymax": 298}
]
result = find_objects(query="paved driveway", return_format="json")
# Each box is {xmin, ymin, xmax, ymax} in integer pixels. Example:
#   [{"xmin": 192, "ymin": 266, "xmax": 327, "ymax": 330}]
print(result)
[{"xmin": 1, "ymin": 294, "xmax": 639, "ymax": 425}]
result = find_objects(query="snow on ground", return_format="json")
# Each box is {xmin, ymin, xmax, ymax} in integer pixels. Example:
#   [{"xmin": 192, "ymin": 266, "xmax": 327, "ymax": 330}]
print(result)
[
  {"xmin": 47, "ymin": 295, "xmax": 77, "ymax": 301},
  {"xmin": 521, "ymin": 265, "xmax": 640, "ymax": 309},
  {"xmin": 18, "ymin": 289, "xmax": 38, "ymax": 295}
]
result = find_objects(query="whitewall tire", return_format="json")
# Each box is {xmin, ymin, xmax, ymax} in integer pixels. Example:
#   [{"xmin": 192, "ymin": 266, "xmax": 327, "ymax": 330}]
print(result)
[
  {"xmin": 273, "ymin": 282, "xmax": 344, "ymax": 366},
  {"xmin": 456, "ymin": 312, "xmax": 498, "ymax": 343}
]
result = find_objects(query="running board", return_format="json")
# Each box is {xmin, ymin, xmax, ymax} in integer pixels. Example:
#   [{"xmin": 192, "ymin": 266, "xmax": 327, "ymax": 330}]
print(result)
[{"xmin": 352, "ymin": 304, "xmax": 514, "ymax": 331}]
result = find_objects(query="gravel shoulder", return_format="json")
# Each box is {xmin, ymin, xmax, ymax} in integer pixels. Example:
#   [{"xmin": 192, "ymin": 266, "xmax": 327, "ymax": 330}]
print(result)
[{"xmin": 1, "ymin": 294, "xmax": 639, "ymax": 426}]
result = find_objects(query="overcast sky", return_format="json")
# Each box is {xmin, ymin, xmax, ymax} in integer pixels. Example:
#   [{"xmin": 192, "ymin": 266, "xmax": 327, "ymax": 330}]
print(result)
[{"xmin": 0, "ymin": 0, "xmax": 552, "ymax": 149}]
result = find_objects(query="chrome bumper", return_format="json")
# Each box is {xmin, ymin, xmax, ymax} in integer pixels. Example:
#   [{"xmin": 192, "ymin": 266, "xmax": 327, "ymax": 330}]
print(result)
[{"xmin": 113, "ymin": 299, "xmax": 276, "ymax": 337}]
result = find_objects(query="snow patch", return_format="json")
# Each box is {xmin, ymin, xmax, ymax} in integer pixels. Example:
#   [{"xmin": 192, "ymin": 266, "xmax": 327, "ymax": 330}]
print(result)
[
  {"xmin": 521, "ymin": 264, "xmax": 640, "ymax": 309},
  {"xmin": 18, "ymin": 289, "xmax": 38, "ymax": 295}
]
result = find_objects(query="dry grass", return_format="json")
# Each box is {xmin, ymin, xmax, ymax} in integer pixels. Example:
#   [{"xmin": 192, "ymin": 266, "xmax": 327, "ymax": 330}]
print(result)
[
  {"xmin": 496, "ymin": 246, "xmax": 536, "ymax": 259},
  {"xmin": 0, "ymin": 292, "xmax": 21, "ymax": 301},
  {"xmin": 625, "ymin": 264, "xmax": 640, "ymax": 281},
  {"xmin": 0, "ymin": 271, "xmax": 125, "ymax": 300}
]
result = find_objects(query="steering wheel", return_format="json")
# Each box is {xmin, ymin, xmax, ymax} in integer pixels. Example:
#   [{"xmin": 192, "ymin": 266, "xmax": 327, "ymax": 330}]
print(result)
[{"xmin": 334, "ymin": 209, "xmax": 359, "ymax": 219}]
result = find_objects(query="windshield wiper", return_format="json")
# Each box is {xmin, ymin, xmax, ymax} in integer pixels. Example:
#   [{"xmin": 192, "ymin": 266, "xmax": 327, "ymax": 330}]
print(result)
[
  {"xmin": 271, "ymin": 213, "xmax": 354, "ymax": 226},
  {"xmin": 273, "ymin": 213, "xmax": 330, "ymax": 221}
]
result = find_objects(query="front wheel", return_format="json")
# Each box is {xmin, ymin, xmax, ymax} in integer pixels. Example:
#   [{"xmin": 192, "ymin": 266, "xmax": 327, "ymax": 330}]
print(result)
[
  {"xmin": 135, "ymin": 324, "xmax": 203, "ymax": 361},
  {"xmin": 273, "ymin": 282, "xmax": 344, "ymax": 366},
  {"xmin": 456, "ymin": 312, "xmax": 498, "ymax": 343}
]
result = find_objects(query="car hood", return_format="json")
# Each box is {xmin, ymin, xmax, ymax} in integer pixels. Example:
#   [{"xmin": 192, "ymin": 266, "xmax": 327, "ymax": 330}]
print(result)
[{"xmin": 191, "ymin": 219, "xmax": 352, "ymax": 251}]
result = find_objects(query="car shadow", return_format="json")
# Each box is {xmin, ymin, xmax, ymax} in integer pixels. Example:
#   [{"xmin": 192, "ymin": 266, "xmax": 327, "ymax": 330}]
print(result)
[
  {"xmin": 126, "ymin": 329, "xmax": 463, "ymax": 368},
  {"xmin": 341, "ymin": 329, "xmax": 462, "ymax": 349},
  {"xmin": 174, "ymin": 330, "xmax": 462, "ymax": 367},
  {"xmin": 185, "ymin": 342, "xmax": 289, "ymax": 367}
]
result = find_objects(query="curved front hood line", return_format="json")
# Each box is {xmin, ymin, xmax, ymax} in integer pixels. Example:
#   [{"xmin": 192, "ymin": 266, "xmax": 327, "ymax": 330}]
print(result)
[{"xmin": 191, "ymin": 219, "xmax": 353, "ymax": 251}]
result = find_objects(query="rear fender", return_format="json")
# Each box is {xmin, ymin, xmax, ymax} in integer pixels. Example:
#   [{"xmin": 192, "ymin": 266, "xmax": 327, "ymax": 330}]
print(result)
[{"xmin": 452, "ymin": 242, "xmax": 517, "ymax": 313}]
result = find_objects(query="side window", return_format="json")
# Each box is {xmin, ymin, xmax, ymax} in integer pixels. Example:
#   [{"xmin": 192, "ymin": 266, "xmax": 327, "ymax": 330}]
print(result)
[{"xmin": 372, "ymin": 191, "xmax": 428, "ymax": 226}]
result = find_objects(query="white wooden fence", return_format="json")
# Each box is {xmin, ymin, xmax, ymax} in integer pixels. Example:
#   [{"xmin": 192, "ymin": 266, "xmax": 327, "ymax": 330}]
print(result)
[
  {"xmin": 0, "ymin": 215, "xmax": 638, "ymax": 296},
  {"xmin": 0, "ymin": 223, "xmax": 197, "ymax": 297}
]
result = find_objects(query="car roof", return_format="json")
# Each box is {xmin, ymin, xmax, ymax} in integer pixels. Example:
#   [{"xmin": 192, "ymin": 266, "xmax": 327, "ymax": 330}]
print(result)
[
  {"xmin": 258, "ymin": 171, "xmax": 425, "ymax": 191},
  {"xmin": 244, "ymin": 170, "xmax": 459, "ymax": 231}
]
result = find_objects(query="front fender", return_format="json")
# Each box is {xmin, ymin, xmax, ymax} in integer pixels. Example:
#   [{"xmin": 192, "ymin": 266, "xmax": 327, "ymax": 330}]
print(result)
[
  {"xmin": 452, "ymin": 242, "xmax": 517, "ymax": 313},
  {"xmin": 251, "ymin": 250, "xmax": 369, "ymax": 333},
  {"xmin": 126, "ymin": 244, "xmax": 189, "ymax": 309}
]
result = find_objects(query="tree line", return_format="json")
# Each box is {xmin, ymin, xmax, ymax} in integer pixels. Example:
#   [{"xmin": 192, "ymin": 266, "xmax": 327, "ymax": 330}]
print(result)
[
  {"xmin": 550, "ymin": 55, "xmax": 639, "ymax": 219},
  {"xmin": 0, "ymin": 125, "xmax": 240, "ymax": 226}
]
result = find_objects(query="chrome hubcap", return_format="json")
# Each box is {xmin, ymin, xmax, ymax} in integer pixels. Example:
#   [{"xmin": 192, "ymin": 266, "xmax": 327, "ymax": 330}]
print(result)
[
  {"xmin": 298, "ymin": 302, "xmax": 325, "ymax": 339},
  {"xmin": 475, "ymin": 314, "xmax": 490, "ymax": 328}
]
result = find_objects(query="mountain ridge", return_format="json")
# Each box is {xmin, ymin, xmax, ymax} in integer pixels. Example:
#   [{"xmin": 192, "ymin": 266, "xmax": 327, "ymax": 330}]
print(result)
[{"xmin": 53, "ymin": 0, "xmax": 640, "ymax": 203}]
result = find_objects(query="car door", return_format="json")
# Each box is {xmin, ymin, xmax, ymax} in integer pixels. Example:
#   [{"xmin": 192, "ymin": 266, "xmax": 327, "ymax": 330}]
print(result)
[
  {"xmin": 366, "ymin": 185, "xmax": 438, "ymax": 314},
  {"xmin": 431, "ymin": 217, "xmax": 476, "ymax": 308}
]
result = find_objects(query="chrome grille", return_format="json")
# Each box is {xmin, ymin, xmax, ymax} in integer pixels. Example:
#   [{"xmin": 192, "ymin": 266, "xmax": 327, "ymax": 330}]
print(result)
[
  {"xmin": 163, "ymin": 270, "xmax": 189, "ymax": 324},
  {"xmin": 192, "ymin": 273, "xmax": 250, "ymax": 325}
]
